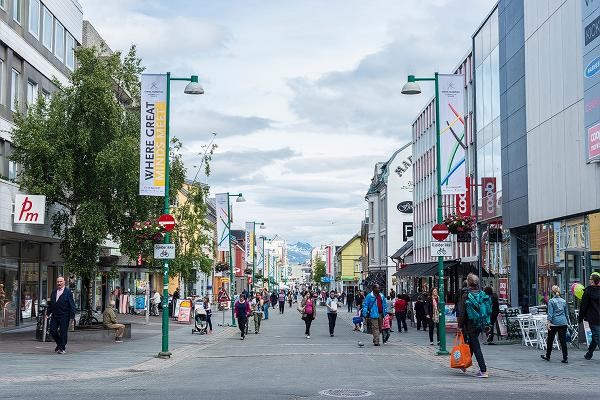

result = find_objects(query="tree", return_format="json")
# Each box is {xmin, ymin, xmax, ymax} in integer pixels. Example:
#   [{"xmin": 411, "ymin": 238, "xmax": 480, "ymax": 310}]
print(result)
[
  {"xmin": 10, "ymin": 46, "xmax": 184, "ymax": 317},
  {"xmin": 312, "ymin": 258, "xmax": 326, "ymax": 285}
]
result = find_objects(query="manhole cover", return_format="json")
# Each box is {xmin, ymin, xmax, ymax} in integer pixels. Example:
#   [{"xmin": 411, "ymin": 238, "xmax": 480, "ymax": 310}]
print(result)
[{"xmin": 319, "ymin": 389, "xmax": 374, "ymax": 398}]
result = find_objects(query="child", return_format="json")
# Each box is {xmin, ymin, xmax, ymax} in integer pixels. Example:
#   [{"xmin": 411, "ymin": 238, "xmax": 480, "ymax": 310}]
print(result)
[
  {"xmin": 352, "ymin": 309, "xmax": 363, "ymax": 331},
  {"xmin": 382, "ymin": 309, "xmax": 394, "ymax": 343}
]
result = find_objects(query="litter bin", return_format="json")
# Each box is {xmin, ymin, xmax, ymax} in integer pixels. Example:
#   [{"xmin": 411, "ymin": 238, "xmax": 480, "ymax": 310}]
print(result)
[{"xmin": 36, "ymin": 301, "xmax": 51, "ymax": 342}]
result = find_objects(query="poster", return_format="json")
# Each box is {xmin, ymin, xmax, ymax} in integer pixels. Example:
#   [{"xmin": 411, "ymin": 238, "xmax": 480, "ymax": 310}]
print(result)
[
  {"xmin": 498, "ymin": 278, "xmax": 508, "ymax": 301},
  {"xmin": 177, "ymin": 299, "xmax": 192, "ymax": 323},
  {"xmin": 438, "ymin": 74, "xmax": 466, "ymax": 194},
  {"xmin": 245, "ymin": 222, "xmax": 255, "ymax": 264},
  {"xmin": 139, "ymin": 74, "xmax": 167, "ymax": 196},
  {"xmin": 582, "ymin": 0, "xmax": 600, "ymax": 163},
  {"xmin": 216, "ymin": 193, "xmax": 230, "ymax": 251}
]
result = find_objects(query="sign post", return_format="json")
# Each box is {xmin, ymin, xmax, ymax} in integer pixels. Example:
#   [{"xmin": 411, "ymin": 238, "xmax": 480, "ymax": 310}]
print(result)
[
  {"xmin": 431, "ymin": 224, "xmax": 450, "ymax": 241},
  {"xmin": 158, "ymin": 214, "xmax": 176, "ymax": 232}
]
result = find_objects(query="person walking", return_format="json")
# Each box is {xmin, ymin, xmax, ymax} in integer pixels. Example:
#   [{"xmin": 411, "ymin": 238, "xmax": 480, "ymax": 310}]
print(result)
[
  {"xmin": 415, "ymin": 295, "xmax": 427, "ymax": 331},
  {"xmin": 579, "ymin": 271, "xmax": 600, "ymax": 360},
  {"xmin": 355, "ymin": 291, "xmax": 365, "ymax": 313},
  {"xmin": 234, "ymin": 294, "xmax": 251, "ymax": 340},
  {"xmin": 347, "ymin": 291, "xmax": 355, "ymax": 313},
  {"xmin": 270, "ymin": 291, "xmax": 278, "ymax": 309},
  {"xmin": 48, "ymin": 276, "xmax": 76, "ymax": 354},
  {"xmin": 540, "ymin": 285, "xmax": 569, "ymax": 363},
  {"xmin": 394, "ymin": 294, "xmax": 408, "ymax": 333},
  {"xmin": 102, "ymin": 300, "xmax": 125, "ymax": 342},
  {"xmin": 278, "ymin": 290, "xmax": 286, "ymax": 314},
  {"xmin": 287, "ymin": 291, "xmax": 293, "ymax": 308},
  {"xmin": 262, "ymin": 289, "xmax": 270, "ymax": 320},
  {"xmin": 484, "ymin": 287, "xmax": 500, "ymax": 344},
  {"xmin": 326, "ymin": 290, "xmax": 339, "ymax": 337},
  {"xmin": 300, "ymin": 291, "xmax": 316, "ymax": 339},
  {"xmin": 203, "ymin": 296, "xmax": 213, "ymax": 333},
  {"xmin": 362, "ymin": 284, "xmax": 388, "ymax": 346},
  {"xmin": 426, "ymin": 288, "xmax": 440, "ymax": 346},
  {"xmin": 251, "ymin": 293, "xmax": 264, "ymax": 334},
  {"xmin": 457, "ymin": 273, "xmax": 491, "ymax": 378},
  {"xmin": 382, "ymin": 309, "xmax": 394, "ymax": 344},
  {"xmin": 171, "ymin": 287, "xmax": 180, "ymax": 318}
]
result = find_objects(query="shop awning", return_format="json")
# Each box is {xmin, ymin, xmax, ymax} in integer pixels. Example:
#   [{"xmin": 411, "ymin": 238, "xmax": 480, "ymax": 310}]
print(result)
[
  {"xmin": 390, "ymin": 241, "xmax": 413, "ymax": 260},
  {"xmin": 393, "ymin": 260, "xmax": 460, "ymax": 277}
]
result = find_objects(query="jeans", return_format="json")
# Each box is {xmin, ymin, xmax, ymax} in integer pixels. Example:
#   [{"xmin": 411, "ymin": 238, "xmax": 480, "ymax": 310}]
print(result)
[
  {"xmin": 327, "ymin": 313, "xmax": 337, "ymax": 335},
  {"xmin": 429, "ymin": 321, "xmax": 439, "ymax": 343},
  {"xmin": 49, "ymin": 315, "xmax": 70, "ymax": 351},
  {"xmin": 587, "ymin": 324, "xmax": 600, "ymax": 357},
  {"xmin": 253, "ymin": 313, "xmax": 262, "ymax": 333},
  {"xmin": 416, "ymin": 316, "xmax": 426, "ymax": 330},
  {"xmin": 206, "ymin": 314, "xmax": 212, "ymax": 331},
  {"xmin": 370, "ymin": 317, "xmax": 382, "ymax": 345},
  {"xmin": 465, "ymin": 331, "xmax": 487, "ymax": 372},
  {"xmin": 237, "ymin": 317, "xmax": 247, "ymax": 338},
  {"xmin": 487, "ymin": 314, "xmax": 500, "ymax": 342},
  {"xmin": 348, "ymin": 302, "xmax": 353, "ymax": 313},
  {"xmin": 263, "ymin": 303, "xmax": 269, "ymax": 319},
  {"xmin": 395, "ymin": 311, "xmax": 407, "ymax": 332},
  {"xmin": 279, "ymin": 301, "xmax": 285, "ymax": 314},
  {"xmin": 382, "ymin": 328, "xmax": 390, "ymax": 343},
  {"xmin": 304, "ymin": 317, "xmax": 313, "ymax": 335},
  {"xmin": 546, "ymin": 325, "xmax": 568, "ymax": 360}
]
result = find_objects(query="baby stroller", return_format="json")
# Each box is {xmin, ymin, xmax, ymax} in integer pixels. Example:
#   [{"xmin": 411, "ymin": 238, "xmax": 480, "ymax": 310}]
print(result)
[{"xmin": 192, "ymin": 300, "xmax": 208, "ymax": 335}]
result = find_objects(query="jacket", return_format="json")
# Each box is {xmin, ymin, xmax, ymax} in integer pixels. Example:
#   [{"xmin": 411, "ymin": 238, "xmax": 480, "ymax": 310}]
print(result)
[
  {"xmin": 457, "ymin": 288, "xmax": 483, "ymax": 334},
  {"xmin": 414, "ymin": 300, "xmax": 426, "ymax": 318},
  {"xmin": 579, "ymin": 285, "xmax": 600, "ymax": 325},
  {"xmin": 382, "ymin": 314, "xmax": 393, "ymax": 329},
  {"xmin": 393, "ymin": 298, "xmax": 407, "ymax": 313},
  {"xmin": 234, "ymin": 300, "xmax": 250, "ymax": 318},
  {"xmin": 362, "ymin": 292, "xmax": 388, "ymax": 319},
  {"xmin": 300, "ymin": 297, "xmax": 316, "ymax": 319},
  {"xmin": 426, "ymin": 297, "xmax": 440, "ymax": 323},
  {"xmin": 48, "ymin": 287, "xmax": 76, "ymax": 319},
  {"xmin": 546, "ymin": 296, "xmax": 569, "ymax": 326},
  {"xmin": 102, "ymin": 306, "xmax": 118, "ymax": 326}
]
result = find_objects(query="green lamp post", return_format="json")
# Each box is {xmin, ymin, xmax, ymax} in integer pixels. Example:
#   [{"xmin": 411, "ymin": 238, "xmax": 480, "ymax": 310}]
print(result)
[
  {"xmin": 402, "ymin": 73, "xmax": 449, "ymax": 356},
  {"xmin": 227, "ymin": 192, "xmax": 245, "ymax": 327},
  {"xmin": 159, "ymin": 73, "xmax": 204, "ymax": 359}
]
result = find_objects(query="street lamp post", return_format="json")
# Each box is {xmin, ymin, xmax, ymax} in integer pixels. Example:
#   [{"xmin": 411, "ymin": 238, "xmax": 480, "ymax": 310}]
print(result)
[
  {"xmin": 227, "ymin": 192, "xmax": 245, "ymax": 327},
  {"xmin": 159, "ymin": 73, "xmax": 204, "ymax": 359},
  {"xmin": 402, "ymin": 73, "xmax": 449, "ymax": 355}
]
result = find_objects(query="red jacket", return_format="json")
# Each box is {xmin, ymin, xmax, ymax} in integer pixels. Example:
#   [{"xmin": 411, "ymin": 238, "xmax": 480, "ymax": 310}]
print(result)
[{"xmin": 394, "ymin": 298, "xmax": 407, "ymax": 313}]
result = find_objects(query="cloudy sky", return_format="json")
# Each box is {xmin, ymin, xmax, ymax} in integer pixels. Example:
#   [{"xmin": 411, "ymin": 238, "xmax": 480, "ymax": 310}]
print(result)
[{"xmin": 81, "ymin": 0, "xmax": 495, "ymax": 247}]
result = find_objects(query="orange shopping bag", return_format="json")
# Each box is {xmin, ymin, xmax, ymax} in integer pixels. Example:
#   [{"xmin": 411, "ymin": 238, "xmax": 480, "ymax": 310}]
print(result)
[{"xmin": 450, "ymin": 332, "xmax": 472, "ymax": 369}]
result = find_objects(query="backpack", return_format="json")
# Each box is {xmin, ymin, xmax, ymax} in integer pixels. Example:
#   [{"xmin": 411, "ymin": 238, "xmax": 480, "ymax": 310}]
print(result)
[{"xmin": 465, "ymin": 291, "xmax": 492, "ymax": 330}]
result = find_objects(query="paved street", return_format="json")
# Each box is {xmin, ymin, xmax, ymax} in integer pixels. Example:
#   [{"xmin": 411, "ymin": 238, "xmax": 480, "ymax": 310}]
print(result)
[{"xmin": 0, "ymin": 305, "xmax": 598, "ymax": 400}]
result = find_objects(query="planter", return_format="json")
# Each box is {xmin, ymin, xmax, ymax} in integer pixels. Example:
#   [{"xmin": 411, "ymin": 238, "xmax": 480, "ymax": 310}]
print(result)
[{"xmin": 456, "ymin": 231, "xmax": 472, "ymax": 243}]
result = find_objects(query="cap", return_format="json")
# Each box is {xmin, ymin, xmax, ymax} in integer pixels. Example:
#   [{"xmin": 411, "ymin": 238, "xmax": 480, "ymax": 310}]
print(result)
[{"xmin": 591, "ymin": 271, "xmax": 600, "ymax": 279}]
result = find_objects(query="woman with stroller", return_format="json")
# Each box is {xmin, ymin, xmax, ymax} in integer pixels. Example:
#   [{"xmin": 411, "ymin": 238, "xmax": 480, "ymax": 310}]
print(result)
[
  {"xmin": 203, "ymin": 296, "xmax": 212, "ymax": 334},
  {"xmin": 234, "ymin": 294, "xmax": 251, "ymax": 340}
]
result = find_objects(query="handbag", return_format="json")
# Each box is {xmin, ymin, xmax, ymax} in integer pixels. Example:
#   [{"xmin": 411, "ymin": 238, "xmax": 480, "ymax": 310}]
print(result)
[{"xmin": 450, "ymin": 332, "xmax": 473, "ymax": 369}]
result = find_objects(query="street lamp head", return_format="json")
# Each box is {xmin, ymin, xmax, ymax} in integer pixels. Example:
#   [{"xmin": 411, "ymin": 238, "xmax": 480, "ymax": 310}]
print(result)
[
  {"xmin": 401, "ymin": 79, "xmax": 421, "ymax": 95},
  {"xmin": 259, "ymin": 223, "xmax": 266, "ymax": 229},
  {"xmin": 184, "ymin": 75, "xmax": 204, "ymax": 95},
  {"xmin": 236, "ymin": 194, "xmax": 246, "ymax": 203}
]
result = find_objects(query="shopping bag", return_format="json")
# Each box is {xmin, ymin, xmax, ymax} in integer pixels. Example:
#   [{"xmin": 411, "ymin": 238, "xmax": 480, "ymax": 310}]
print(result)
[{"xmin": 450, "ymin": 332, "xmax": 472, "ymax": 369}]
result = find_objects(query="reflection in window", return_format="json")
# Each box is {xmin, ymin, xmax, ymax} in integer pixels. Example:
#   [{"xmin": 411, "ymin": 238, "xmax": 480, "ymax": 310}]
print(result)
[
  {"xmin": 476, "ymin": 65, "xmax": 483, "ymax": 132},
  {"xmin": 491, "ymin": 46, "xmax": 500, "ymax": 120},
  {"xmin": 483, "ymin": 56, "xmax": 492, "ymax": 126}
]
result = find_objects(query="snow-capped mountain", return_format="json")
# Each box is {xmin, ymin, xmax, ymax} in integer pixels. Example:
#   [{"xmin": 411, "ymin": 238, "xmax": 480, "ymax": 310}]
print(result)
[{"xmin": 287, "ymin": 241, "xmax": 312, "ymax": 265}]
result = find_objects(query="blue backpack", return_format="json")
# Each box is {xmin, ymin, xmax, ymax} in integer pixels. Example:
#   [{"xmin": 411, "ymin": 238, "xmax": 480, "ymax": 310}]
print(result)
[{"xmin": 465, "ymin": 291, "xmax": 492, "ymax": 330}]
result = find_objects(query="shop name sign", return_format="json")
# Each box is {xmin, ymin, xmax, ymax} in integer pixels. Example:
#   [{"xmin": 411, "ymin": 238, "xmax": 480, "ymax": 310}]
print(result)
[{"xmin": 14, "ymin": 195, "xmax": 46, "ymax": 224}]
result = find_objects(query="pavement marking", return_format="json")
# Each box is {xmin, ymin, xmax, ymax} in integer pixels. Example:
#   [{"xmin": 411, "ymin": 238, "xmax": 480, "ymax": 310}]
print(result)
[{"xmin": 193, "ymin": 352, "xmax": 401, "ymax": 359}]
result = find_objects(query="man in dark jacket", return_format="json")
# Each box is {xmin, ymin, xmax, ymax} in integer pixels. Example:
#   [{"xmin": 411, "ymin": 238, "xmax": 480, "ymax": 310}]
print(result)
[
  {"xmin": 579, "ymin": 272, "xmax": 600, "ymax": 360},
  {"xmin": 484, "ymin": 287, "xmax": 500, "ymax": 344},
  {"xmin": 457, "ymin": 273, "xmax": 488, "ymax": 378},
  {"xmin": 347, "ymin": 291, "xmax": 355, "ymax": 313},
  {"xmin": 48, "ymin": 276, "xmax": 76, "ymax": 354}
]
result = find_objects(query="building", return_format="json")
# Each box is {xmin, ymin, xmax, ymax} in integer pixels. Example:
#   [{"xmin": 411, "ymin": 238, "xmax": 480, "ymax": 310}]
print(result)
[
  {"xmin": 1, "ymin": 0, "xmax": 82, "ymax": 329},
  {"xmin": 335, "ymin": 234, "xmax": 361, "ymax": 295},
  {"xmin": 406, "ymin": 50, "xmax": 478, "ymax": 301},
  {"xmin": 364, "ymin": 143, "xmax": 413, "ymax": 294}
]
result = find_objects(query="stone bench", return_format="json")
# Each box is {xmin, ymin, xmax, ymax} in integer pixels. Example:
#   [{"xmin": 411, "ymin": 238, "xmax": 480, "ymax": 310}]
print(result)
[{"xmin": 71, "ymin": 322, "xmax": 131, "ymax": 342}]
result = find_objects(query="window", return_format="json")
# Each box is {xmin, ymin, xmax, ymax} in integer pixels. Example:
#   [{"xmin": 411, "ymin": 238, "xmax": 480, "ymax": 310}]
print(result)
[
  {"xmin": 42, "ymin": 89, "xmax": 51, "ymax": 103},
  {"xmin": 66, "ymin": 33, "xmax": 75, "ymax": 70},
  {"xmin": 27, "ymin": 80, "xmax": 38, "ymax": 108},
  {"xmin": 29, "ymin": 0, "xmax": 40, "ymax": 38},
  {"xmin": 11, "ymin": 69, "xmax": 20, "ymax": 112},
  {"xmin": 0, "ymin": 0, "xmax": 5, "ymax": 10},
  {"xmin": 12, "ymin": 0, "xmax": 21, "ymax": 24},
  {"xmin": 42, "ymin": 6, "xmax": 53, "ymax": 50},
  {"xmin": 0, "ymin": 59, "xmax": 3, "ymax": 104},
  {"xmin": 54, "ymin": 21, "xmax": 65, "ymax": 62},
  {"xmin": 8, "ymin": 160, "xmax": 17, "ymax": 181}
]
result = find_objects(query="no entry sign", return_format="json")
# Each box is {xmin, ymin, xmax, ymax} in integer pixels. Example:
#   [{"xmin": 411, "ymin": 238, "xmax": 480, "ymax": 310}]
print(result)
[
  {"xmin": 431, "ymin": 223, "xmax": 449, "ymax": 241},
  {"xmin": 158, "ymin": 214, "xmax": 176, "ymax": 232}
]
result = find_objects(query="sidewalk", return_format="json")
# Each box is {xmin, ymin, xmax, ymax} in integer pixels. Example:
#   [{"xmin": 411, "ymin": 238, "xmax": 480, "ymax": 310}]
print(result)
[
  {"xmin": 336, "ymin": 310, "xmax": 599, "ymax": 382},
  {"xmin": 0, "ymin": 311, "xmax": 235, "ymax": 384}
]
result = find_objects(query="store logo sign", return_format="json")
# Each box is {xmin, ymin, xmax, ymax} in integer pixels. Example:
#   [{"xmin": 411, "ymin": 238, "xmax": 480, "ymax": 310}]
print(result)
[
  {"xmin": 14, "ymin": 194, "xmax": 46, "ymax": 224},
  {"xmin": 585, "ymin": 56, "xmax": 600, "ymax": 78},
  {"xmin": 397, "ymin": 201, "xmax": 413, "ymax": 214}
]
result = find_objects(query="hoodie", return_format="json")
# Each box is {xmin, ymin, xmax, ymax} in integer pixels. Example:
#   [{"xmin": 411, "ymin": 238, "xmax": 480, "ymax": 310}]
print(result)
[{"xmin": 579, "ymin": 285, "xmax": 600, "ymax": 326}]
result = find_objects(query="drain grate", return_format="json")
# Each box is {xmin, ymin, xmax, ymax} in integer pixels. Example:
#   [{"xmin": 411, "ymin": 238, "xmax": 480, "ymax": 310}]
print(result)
[{"xmin": 319, "ymin": 389, "xmax": 374, "ymax": 398}]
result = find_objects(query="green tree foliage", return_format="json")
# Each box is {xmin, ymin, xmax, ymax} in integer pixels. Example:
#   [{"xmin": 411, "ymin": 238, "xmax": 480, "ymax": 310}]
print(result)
[{"xmin": 312, "ymin": 257, "xmax": 326, "ymax": 284}]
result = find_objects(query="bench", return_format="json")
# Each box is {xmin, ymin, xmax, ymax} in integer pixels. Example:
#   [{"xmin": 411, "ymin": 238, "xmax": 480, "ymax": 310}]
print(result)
[{"xmin": 71, "ymin": 322, "xmax": 131, "ymax": 342}]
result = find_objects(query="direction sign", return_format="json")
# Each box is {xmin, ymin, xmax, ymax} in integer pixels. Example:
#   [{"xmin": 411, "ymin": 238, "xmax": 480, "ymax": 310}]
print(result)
[
  {"xmin": 430, "ymin": 241, "xmax": 453, "ymax": 258},
  {"xmin": 431, "ymin": 223, "xmax": 449, "ymax": 241},
  {"xmin": 158, "ymin": 214, "xmax": 176, "ymax": 232},
  {"xmin": 154, "ymin": 244, "xmax": 175, "ymax": 259}
]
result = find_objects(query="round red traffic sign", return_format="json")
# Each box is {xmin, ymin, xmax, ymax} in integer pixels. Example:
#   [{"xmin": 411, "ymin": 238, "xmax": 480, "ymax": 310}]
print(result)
[
  {"xmin": 158, "ymin": 214, "xmax": 176, "ymax": 232},
  {"xmin": 431, "ymin": 223, "xmax": 449, "ymax": 241}
]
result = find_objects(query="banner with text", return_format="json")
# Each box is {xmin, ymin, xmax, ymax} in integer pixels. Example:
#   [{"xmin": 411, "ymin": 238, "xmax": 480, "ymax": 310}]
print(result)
[
  {"xmin": 256, "ymin": 237, "xmax": 264, "ymax": 274},
  {"xmin": 139, "ymin": 74, "xmax": 167, "ymax": 196},
  {"xmin": 438, "ymin": 74, "xmax": 466, "ymax": 195},
  {"xmin": 245, "ymin": 222, "xmax": 255, "ymax": 264},
  {"xmin": 216, "ymin": 193, "xmax": 230, "ymax": 251}
]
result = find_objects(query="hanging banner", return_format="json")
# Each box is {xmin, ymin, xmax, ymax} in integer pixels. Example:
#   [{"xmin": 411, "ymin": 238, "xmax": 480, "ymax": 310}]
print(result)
[
  {"xmin": 139, "ymin": 74, "xmax": 167, "ymax": 196},
  {"xmin": 481, "ymin": 177, "xmax": 497, "ymax": 220},
  {"xmin": 216, "ymin": 193, "xmax": 230, "ymax": 251},
  {"xmin": 256, "ymin": 238, "xmax": 264, "ymax": 274},
  {"xmin": 326, "ymin": 246, "xmax": 334, "ymax": 275},
  {"xmin": 438, "ymin": 74, "xmax": 466, "ymax": 195},
  {"xmin": 583, "ymin": 0, "xmax": 600, "ymax": 163},
  {"xmin": 455, "ymin": 176, "xmax": 471, "ymax": 217},
  {"xmin": 245, "ymin": 222, "xmax": 255, "ymax": 264}
]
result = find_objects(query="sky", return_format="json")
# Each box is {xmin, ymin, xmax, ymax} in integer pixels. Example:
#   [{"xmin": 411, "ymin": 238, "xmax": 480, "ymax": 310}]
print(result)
[{"xmin": 80, "ymin": 0, "xmax": 495, "ymax": 247}]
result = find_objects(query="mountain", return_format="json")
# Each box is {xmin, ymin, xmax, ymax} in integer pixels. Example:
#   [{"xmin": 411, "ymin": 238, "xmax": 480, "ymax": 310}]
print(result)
[{"xmin": 287, "ymin": 241, "xmax": 312, "ymax": 265}]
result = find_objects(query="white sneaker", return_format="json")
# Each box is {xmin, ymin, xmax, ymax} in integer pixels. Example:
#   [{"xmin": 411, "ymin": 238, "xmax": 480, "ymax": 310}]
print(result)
[{"xmin": 306, "ymin": 335, "xmax": 310, "ymax": 339}]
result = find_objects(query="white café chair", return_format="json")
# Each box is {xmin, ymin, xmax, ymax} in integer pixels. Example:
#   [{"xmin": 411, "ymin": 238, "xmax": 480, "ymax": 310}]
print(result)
[{"xmin": 517, "ymin": 314, "xmax": 537, "ymax": 347}]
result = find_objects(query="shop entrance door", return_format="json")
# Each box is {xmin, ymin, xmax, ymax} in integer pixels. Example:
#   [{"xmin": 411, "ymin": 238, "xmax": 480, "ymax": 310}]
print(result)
[{"xmin": 564, "ymin": 251, "xmax": 600, "ymax": 305}]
